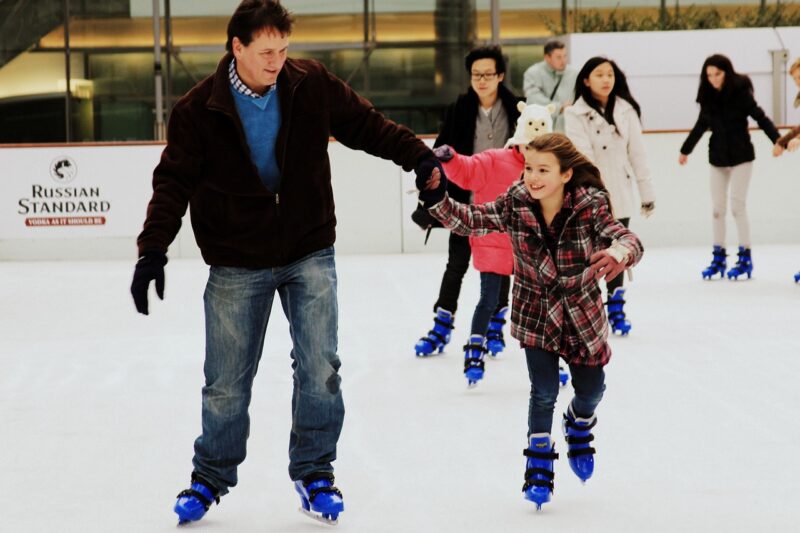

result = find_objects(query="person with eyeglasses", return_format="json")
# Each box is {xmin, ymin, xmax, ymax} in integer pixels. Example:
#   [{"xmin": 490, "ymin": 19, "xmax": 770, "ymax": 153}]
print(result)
[
  {"xmin": 413, "ymin": 45, "xmax": 523, "ymax": 358},
  {"xmin": 523, "ymin": 39, "xmax": 578, "ymax": 133}
]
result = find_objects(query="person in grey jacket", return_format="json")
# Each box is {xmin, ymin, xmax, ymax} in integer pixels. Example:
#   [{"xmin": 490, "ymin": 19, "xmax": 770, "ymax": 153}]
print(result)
[{"xmin": 523, "ymin": 40, "xmax": 578, "ymax": 132}]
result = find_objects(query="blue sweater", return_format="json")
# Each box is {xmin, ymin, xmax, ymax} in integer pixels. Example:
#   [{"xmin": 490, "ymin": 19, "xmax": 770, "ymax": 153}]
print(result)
[{"xmin": 230, "ymin": 84, "xmax": 282, "ymax": 193}]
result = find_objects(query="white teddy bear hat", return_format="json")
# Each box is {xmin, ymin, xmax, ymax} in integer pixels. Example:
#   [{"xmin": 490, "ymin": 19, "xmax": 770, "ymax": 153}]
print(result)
[{"xmin": 504, "ymin": 101, "xmax": 555, "ymax": 148}]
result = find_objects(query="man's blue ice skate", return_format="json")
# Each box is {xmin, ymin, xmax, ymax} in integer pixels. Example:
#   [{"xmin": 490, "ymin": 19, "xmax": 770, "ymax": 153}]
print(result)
[
  {"xmin": 702, "ymin": 245, "xmax": 727, "ymax": 280},
  {"xmin": 295, "ymin": 474, "xmax": 344, "ymax": 525},
  {"xmin": 485, "ymin": 306, "xmax": 508, "ymax": 357},
  {"xmin": 559, "ymin": 365, "xmax": 569, "ymax": 387},
  {"xmin": 415, "ymin": 307, "xmax": 455, "ymax": 356},
  {"xmin": 463, "ymin": 334, "xmax": 486, "ymax": 387},
  {"xmin": 605, "ymin": 287, "xmax": 631, "ymax": 336},
  {"xmin": 522, "ymin": 433, "xmax": 558, "ymax": 511},
  {"xmin": 795, "ymin": 270, "xmax": 800, "ymax": 283},
  {"xmin": 727, "ymin": 246, "xmax": 753, "ymax": 280},
  {"xmin": 562, "ymin": 405, "xmax": 597, "ymax": 483},
  {"xmin": 174, "ymin": 476, "xmax": 219, "ymax": 525}
]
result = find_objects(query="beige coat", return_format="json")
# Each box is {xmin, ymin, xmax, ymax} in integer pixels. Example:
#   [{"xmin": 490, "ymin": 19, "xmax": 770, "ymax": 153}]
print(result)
[{"xmin": 565, "ymin": 97, "xmax": 655, "ymax": 219}]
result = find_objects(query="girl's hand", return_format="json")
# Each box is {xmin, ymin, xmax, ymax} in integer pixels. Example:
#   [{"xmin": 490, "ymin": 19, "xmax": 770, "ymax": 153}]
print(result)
[
  {"xmin": 678, "ymin": 153, "xmax": 688, "ymax": 166},
  {"xmin": 789, "ymin": 138, "xmax": 800, "ymax": 152},
  {"xmin": 773, "ymin": 143, "xmax": 785, "ymax": 157},
  {"xmin": 588, "ymin": 250, "xmax": 626, "ymax": 282}
]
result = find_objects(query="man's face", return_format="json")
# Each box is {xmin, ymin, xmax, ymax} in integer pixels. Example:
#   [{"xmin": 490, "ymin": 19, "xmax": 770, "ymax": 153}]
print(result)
[
  {"xmin": 470, "ymin": 58, "xmax": 504, "ymax": 101},
  {"xmin": 232, "ymin": 29, "xmax": 289, "ymax": 91},
  {"xmin": 544, "ymin": 48, "xmax": 567, "ymax": 72}
]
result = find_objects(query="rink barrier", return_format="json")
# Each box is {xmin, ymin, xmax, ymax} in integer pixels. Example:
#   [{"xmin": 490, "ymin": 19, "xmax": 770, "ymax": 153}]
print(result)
[{"xmin": 1, "ymin": 130, "xmax": 798, "ymax": 261}]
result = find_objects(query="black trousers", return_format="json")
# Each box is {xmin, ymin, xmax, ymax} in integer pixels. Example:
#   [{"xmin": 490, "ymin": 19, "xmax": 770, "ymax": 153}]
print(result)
[
  {"xmin": 606, "ymin": 217, "xmax": 630, "ymax": 294},
  {"xmin": 433, "ymin": 232, "xmax": 510, "ymax": 315}
]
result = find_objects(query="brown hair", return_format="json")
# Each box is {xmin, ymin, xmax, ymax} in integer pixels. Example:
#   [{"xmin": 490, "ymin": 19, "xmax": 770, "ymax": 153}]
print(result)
[
  {"xmin": 526, "ymin": 133, "xmax": 607, "ymax": 194},
  {"xmin": 790, "ymin": 57, "xmax": 800, "ymax": 75},
  {"xmin": 226, "ymin": 0, "xmax": 295, "ymax": 52}
]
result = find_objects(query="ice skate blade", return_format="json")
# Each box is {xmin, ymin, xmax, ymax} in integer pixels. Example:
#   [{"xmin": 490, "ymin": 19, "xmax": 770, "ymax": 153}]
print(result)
[{"xmin": 299, "ymin": 506, "xmax": 339, "ymax": 526}]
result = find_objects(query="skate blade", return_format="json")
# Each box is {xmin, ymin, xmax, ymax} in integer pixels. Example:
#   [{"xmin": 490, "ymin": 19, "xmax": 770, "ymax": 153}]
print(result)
[{"xmin": 298, "ymin": 506, "xmax": 339, "ymax": 526}]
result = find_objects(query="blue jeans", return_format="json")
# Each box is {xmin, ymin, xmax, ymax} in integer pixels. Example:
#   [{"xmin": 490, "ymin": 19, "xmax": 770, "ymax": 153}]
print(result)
[
  {"xmin": 525, "ymin": 348, "xmax": 605, "ymax": 435},
  {"xmin": 192, "ymin": 247, "xmax": 344, "ymax": 494},
  {"xmin": 470, "ymin": 272, "xmax": 507, "ymax": 335}
]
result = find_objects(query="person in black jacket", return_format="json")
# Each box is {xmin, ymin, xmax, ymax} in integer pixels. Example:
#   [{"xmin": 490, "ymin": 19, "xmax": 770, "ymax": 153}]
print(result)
[
  {"xmin": 413, "ymin": 45, "xmax": 522, "ymax": 357},
  {"xmin": 129, "ymin": 1, "xmax": 443, "ymax": 526},
  {"xmin": 679, "ymin": 54, "xmax": 781, "ymax": 281}
]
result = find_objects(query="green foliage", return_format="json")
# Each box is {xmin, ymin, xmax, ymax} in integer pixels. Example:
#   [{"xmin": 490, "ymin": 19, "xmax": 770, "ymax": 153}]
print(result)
[{"xmin": 545, "ymin": 3, "xmax": 800, "ymax": 34}]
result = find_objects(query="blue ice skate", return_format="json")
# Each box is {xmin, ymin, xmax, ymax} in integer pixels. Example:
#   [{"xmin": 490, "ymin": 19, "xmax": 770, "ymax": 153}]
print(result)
[
  {"xmin": 174, "ymin": 476, "xmax": 219, "ymax": 525},
  {"xmin": 522, "ymin": 433, "xmax": 559, "ymax": 511},
  {"xmin": 701, "ymin": 245, "xmax": 727, "ymax": 280},
  {"xmin": 463, "ymin": 334, "xmax": 487, "ymax": 387},
  {"xmin": 415, "ymin": 307, "xmax": 455, "ymax": 356},
  {"xmin": 295, "ymin": 473, "xmax": 344, "ymax": 525},
  {"xmin": 559, "ymin": 366, "xmax": 569, "ymax": 387},
  {"xmin": 726, "ymin": 247, "xmax": 753, "ymax": 280},
  {"xmin": 485, "ymin": 306, "xmax": 508, "ymax": 357},
  {"xmin": 795, "ymin": 270, "xmax": 800, "ymax": 283},
  {"xmin": 562, "ymin": 405, "xmax": 597, "ymax": 483},
  {"xmin": 605, "ymin": 287, "xmax": 631, "ymax": 336}
]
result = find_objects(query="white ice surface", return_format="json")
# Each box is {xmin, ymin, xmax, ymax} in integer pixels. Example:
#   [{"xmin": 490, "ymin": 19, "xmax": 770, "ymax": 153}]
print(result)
[{"xmin": 2, "ymin": 246, "xmax": 799, "ymax": 532}]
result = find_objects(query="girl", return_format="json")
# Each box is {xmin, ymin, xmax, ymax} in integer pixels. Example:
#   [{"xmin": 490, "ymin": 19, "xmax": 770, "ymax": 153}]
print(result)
[
  {"xmin": 565, "ymin": 57, "xmax": 655, "ymax": 336},
  {"xmin": 679, "ymin": 54, "xmax": 781, "ymax": 281},
  {"xmin": 417, "ymin": 133, "xmax": 643, "ymax": 510},
  {"xmin": 432, "ymin": 103, "xmax": 563, "ymax": 387},
  {"xmin": 771, "ymin": 57, "xmax": 800, "ymax": 283}
]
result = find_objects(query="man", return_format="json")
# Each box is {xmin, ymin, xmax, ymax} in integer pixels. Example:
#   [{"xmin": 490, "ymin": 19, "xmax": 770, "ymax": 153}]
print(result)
[
  {"xmin": 523, "ymin": 39, "xmax": 577, "ymax": 132},
  {"xmin": 129, "ymin": 0, "xmax": 443, "ymax": 526},
  {"xmin": 413, "ymin": 45, "xmax": 521, "ymax": 358}
]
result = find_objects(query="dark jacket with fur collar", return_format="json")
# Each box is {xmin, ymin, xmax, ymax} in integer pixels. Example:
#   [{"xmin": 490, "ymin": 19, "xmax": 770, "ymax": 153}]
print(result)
[
  {"xmin": 137, "ymin": 54, "xmax": 431, "ymax": 267},
  {"xmin": 433, "ymin": 84, "xmax": 522, "ymax": 203},
  {"xmin": 680, "ymin": 77, "xmax": 780, "ymax": 167}
]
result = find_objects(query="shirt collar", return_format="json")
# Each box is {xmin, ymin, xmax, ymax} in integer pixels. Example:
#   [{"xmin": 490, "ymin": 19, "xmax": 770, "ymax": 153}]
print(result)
[{"xmin": 229, "ymin": 58, "xmax": 275, "ymax": 99}]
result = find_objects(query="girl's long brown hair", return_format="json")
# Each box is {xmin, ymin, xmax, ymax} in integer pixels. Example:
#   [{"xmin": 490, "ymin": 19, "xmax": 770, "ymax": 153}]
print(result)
[{"xmin": 526, "ymin": 133, "xmax": 608, "ymax": 195}]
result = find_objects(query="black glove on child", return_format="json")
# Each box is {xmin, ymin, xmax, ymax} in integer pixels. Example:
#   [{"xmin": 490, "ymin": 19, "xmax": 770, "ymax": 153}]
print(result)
[
  {"xmin": 415, "ymin": 156, "xmax": 447, "ymax": 207},
  {"xmin": 432, "ymin": 144, "xmax": 455, "ymax": 162},
  {"xmin": 130, "ymin": 251, "xmax": 168, "ymax": 315}
]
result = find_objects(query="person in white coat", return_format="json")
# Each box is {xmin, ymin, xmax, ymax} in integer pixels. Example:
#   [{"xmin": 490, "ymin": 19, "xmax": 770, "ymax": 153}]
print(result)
[{"xmin": 565, "ymin": 56, "xmax": 655, "ymax": 336}]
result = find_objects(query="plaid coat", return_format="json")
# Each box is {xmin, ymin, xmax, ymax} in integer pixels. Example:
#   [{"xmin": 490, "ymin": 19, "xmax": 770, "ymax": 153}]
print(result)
[{"xmin": 430, "ymin": 183, "xmax": 644, "ymax": 366}]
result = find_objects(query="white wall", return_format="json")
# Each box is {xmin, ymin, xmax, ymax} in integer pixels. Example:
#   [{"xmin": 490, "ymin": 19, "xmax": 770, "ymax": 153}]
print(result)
[
  {"xmin": 567, "ymin": 27, "xmax": 800, "ymax": 130},
  {"xmin": 1, "ymin": 132, "xmax": 798, "ymax": 261}
]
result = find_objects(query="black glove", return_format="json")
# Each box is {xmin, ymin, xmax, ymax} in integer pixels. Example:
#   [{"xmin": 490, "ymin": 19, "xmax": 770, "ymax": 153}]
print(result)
[
  {"xmin": 432, "ymin": 144, "xmax": 455, "ymax": 162},
  {"xmin": 415, "ymin": 156, "xmax": 447, "ymax": 207},
  {"xmin": 130, "ymin": 251, "xmax": 168, "ymax": 315}
]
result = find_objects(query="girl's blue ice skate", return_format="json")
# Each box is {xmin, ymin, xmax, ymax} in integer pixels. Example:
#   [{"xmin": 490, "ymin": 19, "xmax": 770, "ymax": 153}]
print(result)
[
  {"xmin": 558, "ymin": 365, "xmax": 569, "ymax": 387},
  {"xmin": 605, "ymin": 287, "xmax": 631, "ymax": 336},
  {"xmin": 701, "ymin": 245, "xmax": 727, "ymax": 280},
  {"xmin": 522, "ymin": 433, "xmax": 558, "ymax": 511},
  {"xmin": 295, "ymin": 474, "xmax": 344, "ymax": 525},
  {"xmin": 726, "ymin": 247, "xmax": 753, "ymax": 280},
  {"xmin": 174, "ymin": 476, "xmax": 219, "ymax": 525},
  {"xmin": 463, "ymin": 334, "xmax": 487, "ymax": 387},
  {"xmin": 795, "ymin": 270, "xmax": 800, "ymax": 283},
  {"xmin": 415, "ymin": 307, "xmax": 455, "ymax": 356},
  {"xmin": 485, "ymin": 306, "xmax": 508, "ymax": 357},
  {"xmin": 562, "ymin": 405, "xmax": 597, "ymax": 483}
]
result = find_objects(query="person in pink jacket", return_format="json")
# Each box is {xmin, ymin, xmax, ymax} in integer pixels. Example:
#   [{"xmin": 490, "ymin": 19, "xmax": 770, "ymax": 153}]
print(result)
[{"xmin": 433, "ymin": 103, "xmax": 552, "ymax": 387}]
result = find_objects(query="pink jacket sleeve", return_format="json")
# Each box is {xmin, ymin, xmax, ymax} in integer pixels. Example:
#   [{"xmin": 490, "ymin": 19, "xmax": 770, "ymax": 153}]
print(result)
[{"xmin": 441, "ymin": 150, "xmax": 498, "ymax": 193}]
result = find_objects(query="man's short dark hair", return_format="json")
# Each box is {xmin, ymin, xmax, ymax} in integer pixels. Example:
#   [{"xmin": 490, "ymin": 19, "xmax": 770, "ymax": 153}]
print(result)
[
  {"xmin": 226, "ymin": 0, "xmax": 295, "ymax": 52},
  {"xmin": 464, "ymin": 45, "xmax": 507, "ymax": 75},
  {"xmin": 543, "ymin": 40, "xmax": 566, "ymax": 56}
]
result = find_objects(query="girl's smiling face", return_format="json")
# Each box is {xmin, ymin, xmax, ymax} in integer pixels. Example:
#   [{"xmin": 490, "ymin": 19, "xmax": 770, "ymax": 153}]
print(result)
[{"xmin": 523, "ymin": 150, "xmax": 573, "ymax": 201}]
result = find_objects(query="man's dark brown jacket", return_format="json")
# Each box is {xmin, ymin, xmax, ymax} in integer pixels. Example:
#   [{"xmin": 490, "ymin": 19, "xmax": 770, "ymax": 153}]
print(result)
[{"xmin": 137, "ymin": 54, "xmax": 431, "ymax": 267}]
